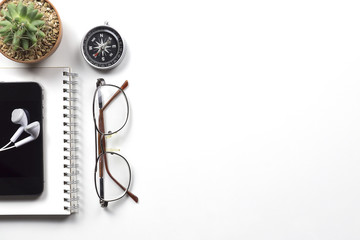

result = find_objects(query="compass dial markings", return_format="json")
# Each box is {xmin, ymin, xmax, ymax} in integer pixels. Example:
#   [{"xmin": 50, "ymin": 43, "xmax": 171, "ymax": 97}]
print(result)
[{"xmin": 82, "ymin": 25, "xmax": 124, "ymax": 69}]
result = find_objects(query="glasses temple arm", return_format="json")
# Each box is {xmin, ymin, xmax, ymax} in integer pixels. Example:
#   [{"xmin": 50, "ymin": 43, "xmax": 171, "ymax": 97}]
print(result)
[
  {"xmin": 98, "ymin": 112, "xmax": 106, "ymax": 178},
  {"xmin": 103, "ymin": 157, "xmax": 139, "ymax": 203},
  {"xmin": 101, "ymin": 80, "xmax": 128, "ymax": 111}
]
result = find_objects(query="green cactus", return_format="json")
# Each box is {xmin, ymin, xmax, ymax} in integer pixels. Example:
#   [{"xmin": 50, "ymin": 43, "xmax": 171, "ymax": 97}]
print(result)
[{"xmin": 0, "ymin": 1, "xmax": 45, "ymax": 51}]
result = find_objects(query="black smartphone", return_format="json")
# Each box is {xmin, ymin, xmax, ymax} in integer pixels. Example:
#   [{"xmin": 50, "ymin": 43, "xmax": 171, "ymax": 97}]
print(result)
[{"xmin": 0, "ymin": 82, "xmax": 43, "ymax": 195}]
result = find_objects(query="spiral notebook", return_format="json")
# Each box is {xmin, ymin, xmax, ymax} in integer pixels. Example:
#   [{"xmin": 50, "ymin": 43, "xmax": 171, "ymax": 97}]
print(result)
[{"xmin": 0, "ymin": 67, "xmax": 79, "ymax": 215}]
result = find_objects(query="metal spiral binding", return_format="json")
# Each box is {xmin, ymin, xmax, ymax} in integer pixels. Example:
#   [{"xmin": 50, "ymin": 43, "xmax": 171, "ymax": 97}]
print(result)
[
  {"xmin": 63, "ymin": 80, "xmax": 78, "ymax": 85},
  {"xmin": 64, "ymin": 170, "xmax": 80, "ymax": 177},
  {"xmin": 63, "ymin": 122, "xmax": 78, "ymax": 127},
  {"xmin": 63, "ymin": 71, "xmax": 79, "ymax": 213},
  {"xmin": 64, "ymin": 130, "xmax": 79, "ymax": 135},
  {"xmin": 63, "ymin": 113, "xmax": 77, "ymax": 118},
  {"xmin": 63, "ymin": 97, "xmax": 78, "ymax": 101},
  {"xmin": 64, "ymin": 147, "xmax": 79, "ymax": 152},
  {"xmin": 64, "ymin": 155, "xmax": 78, "ymax": 160},
  {"xmin": 64, "ymin": 205, "xmax": 79, "ymax": 211},
  {"xmin": 63, "ymin": 88, "xmax": 78, "ymax": 93},
  {"xmin": 64, "ymin": 188, "xmax": 79, "ymax": 194},
  {"xmin": 64, "ymin": 180, "xmax": 79, "ymax": 185},
  {"xmin": 63, "ymin": 105, "xmax": 78, "ymax": 110},
  {"xmin": 64, "ymin": 139, "xmax": 78, "ymax": 143},
  {"xmin": 64, "ymin": 196, "xmax": 80, "ymax": 202},
  {"xmin": 64, "ymin": 163, "xmax": 79, "ymax": 168}
]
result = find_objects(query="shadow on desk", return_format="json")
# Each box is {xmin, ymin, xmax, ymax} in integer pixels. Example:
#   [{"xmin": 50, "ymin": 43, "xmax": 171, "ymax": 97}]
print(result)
[{"xmin": 0, "ymin": 215, "xmax": 71, "ymax": 222}]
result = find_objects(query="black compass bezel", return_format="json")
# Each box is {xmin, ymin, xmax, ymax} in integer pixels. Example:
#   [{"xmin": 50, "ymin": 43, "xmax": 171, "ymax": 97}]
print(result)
[{"xmin": 81, "ymin": 25, "xmax": 125, "ymax": 70}]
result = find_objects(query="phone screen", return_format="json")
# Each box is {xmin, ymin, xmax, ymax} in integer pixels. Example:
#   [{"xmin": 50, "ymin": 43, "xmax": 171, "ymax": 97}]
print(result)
[{"xmin": 0, "ymin": 82, "xmax": 43, "ymax": 195}]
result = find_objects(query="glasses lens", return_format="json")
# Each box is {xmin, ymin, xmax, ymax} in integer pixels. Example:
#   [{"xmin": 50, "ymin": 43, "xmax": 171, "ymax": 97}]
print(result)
[
  {"xmin": 93, "ymin": 85, "xmax": 129, "ymax": 135},
  {"xmin": 95, "ymin": 152, "xmax": 131, "ymax": 202}
]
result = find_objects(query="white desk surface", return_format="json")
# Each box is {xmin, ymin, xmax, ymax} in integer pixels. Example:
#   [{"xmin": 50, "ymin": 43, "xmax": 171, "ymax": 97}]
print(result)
[{"xmin": 2, "ymin": 0, "xmax": 360, "ymax": 239}]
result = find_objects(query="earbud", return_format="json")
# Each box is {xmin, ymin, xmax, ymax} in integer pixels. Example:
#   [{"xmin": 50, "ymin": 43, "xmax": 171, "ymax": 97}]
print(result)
[
  {"xmin": 10, "ymin": 108, "xmax": 29, "ymax": 143},
  {"xmin": 14, "ymin": 121, "xmax": 40, "ymax": 148}
]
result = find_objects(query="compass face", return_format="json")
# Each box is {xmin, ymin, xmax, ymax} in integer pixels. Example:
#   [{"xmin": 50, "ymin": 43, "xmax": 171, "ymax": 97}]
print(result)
[{"xmin": 81, "ymin": 25, "xmax": 125, "ymax": 70}]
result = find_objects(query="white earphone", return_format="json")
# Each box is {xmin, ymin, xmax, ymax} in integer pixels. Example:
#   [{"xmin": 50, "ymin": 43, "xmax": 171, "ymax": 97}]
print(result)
[
  {"xmin": 0, "ymin": 108, "xmax": 41, "ymax": 151},
  {"xmin": 10, "ymin": 108, "xmax": 29, "ymax": 143},
  {"xmin": 14, "ymin": 121, "xmax": 40, "ymax": 147}
]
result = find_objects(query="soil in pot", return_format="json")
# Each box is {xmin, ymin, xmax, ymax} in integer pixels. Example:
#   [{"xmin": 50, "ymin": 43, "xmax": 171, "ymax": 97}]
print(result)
[{"xmin": 0, "ymin": 0, "xmax": 61, "ymax": 62}]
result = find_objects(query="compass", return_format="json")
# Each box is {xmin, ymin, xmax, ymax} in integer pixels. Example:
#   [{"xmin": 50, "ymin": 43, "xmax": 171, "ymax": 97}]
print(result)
[{"xmin": 81, "ymin": 22, "xmax": 125, "ymax": 70}]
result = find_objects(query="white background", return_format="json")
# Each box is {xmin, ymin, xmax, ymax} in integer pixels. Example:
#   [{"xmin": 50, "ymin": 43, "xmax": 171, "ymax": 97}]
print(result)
[{"xmin": 1, "ymin": 0, "xmax": 360, "ymax": 239}]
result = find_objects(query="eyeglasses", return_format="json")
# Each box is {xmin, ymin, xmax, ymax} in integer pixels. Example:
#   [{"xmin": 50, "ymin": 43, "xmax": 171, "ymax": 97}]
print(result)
[{"xmin": 93, "ymin": 78, "xmax": 138, "ymax": 207}]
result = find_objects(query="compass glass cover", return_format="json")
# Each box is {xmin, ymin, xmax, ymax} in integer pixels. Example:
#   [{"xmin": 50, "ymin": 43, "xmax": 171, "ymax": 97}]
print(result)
[{"xmin": 82, "ymin": 26, "xmax": 124, "ymax": 69}]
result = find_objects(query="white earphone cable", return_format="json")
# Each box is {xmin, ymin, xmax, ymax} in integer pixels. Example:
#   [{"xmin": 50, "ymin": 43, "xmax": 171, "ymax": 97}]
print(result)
[
  {"xmin": 0, "ymin": 141, "xmax": 12, "ymax": 150},
  {"xmin": 0, "ymin": 146, "xmax": 15, "ymax": 152}
]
